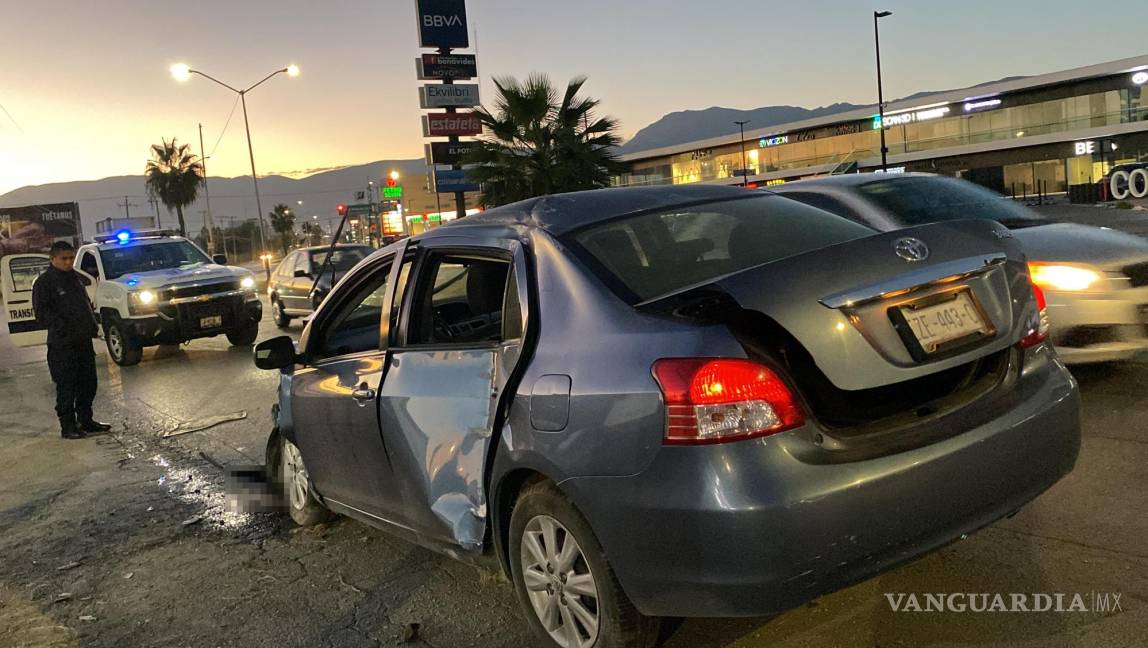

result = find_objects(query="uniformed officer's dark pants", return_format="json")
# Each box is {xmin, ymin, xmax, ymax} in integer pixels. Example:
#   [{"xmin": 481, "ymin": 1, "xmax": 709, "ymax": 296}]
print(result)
[{"xmin": 47, "ymin": 343, "xmax": 98, "ymax": 424}]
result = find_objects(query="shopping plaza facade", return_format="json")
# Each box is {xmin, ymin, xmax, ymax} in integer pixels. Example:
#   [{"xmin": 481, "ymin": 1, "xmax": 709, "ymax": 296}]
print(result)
[{"xmin": 614, "ymin": 55, "xmax": 1148, "ymax": 200}]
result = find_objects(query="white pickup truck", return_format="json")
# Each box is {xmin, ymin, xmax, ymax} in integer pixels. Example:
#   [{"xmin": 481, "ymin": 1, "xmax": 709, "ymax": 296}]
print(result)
[{"xmin": 68, "ymin": 230, "xmax": 262, "ymax": 365}]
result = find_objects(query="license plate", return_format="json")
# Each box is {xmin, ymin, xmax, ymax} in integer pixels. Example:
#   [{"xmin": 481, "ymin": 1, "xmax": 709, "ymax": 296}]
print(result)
[
  {"xmin": 898, "ymin": 291, "xmax": 990, "ymax": 353},
  {"xmin": 200, "ymin": 315, "xmax": 223, "ymax": 328}
]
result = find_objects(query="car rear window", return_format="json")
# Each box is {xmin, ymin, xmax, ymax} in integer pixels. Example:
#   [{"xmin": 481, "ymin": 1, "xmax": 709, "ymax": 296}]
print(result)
[
  {"xmin": 564, "ymin": 194, "xmax": 871, "ymax": 304},
  {"xmin": 856, "ymin": 176, "xmax": 1045, "ymax": 229}
]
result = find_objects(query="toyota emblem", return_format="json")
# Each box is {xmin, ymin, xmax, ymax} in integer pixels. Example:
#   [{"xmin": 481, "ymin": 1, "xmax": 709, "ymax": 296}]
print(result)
[{"xmin": 893, "ymin": 237, "xmax": 930, "ymax": 262}]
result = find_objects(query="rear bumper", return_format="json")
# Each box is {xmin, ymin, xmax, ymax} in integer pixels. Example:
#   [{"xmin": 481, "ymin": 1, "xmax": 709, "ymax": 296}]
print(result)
[
  {"xmin": 1047, "ymin": 287, "xmax": 1148, "ymax": 363},
  {"xmin": 127, "ymin": 296, "xmax": 262, "ymax": 344},
  {"xmin": 561, "ymin": 350, "xmax": 1080, "ymax": 617}
]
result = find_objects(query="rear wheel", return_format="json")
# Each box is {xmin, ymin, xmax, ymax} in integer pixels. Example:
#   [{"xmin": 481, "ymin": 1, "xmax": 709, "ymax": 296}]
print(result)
[
  {"xmin": 279, "ymin": 438, "xmax": 330, "ymax": 526},
  {"xmin": 226, "ymin": 319, "xmax": 259, "ymax": 346},
  {"xmin": 509, "ymin": 481, "xmax": 659, "ymax": 648},
  {"xmin": 104, "ymin": 317, "xmax": 142, "ymax": 366},
  {"xmin": 273, "ymin": 297, "xmax": 292, "ymax": 329}
]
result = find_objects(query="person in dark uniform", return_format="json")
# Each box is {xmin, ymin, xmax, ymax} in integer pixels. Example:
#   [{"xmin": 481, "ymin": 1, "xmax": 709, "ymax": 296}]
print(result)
[{"xmin": 31, "ymin": 241, "xmax": 111, "ymax": 439}]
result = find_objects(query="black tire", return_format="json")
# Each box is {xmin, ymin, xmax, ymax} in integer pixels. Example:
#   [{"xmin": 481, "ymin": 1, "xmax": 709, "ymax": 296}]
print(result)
[
  {"xmin": 273, "ymin": 297, "xmax": 292, "ymax": 329},
  {"xmin": 279, "ymin": 437, "xmax": 331, "ymax": 527},
  {"xmin": 226, "ymin": 319, "xmax": 259, "ymax": 346},
  {"xmin": 104, "ymin": 316, "xmax": 142, "ymax": 366},
  {"xmin": 509, "ymin": 481, "xmax": 659, "ymax": 648}
]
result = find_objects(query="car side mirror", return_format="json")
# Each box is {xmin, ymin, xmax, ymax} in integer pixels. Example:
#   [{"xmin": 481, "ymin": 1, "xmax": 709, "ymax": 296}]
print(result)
[
  {"xmin": 253, "ymin": 335, "xmax": 298, "ymax": 370},
  {"xmin": 213, "ymin": 254, "xmax": 228, "ymax": 265},
  {"xmin": 294, "ymin": 269, "xmax": 312, "ymax": 278}
]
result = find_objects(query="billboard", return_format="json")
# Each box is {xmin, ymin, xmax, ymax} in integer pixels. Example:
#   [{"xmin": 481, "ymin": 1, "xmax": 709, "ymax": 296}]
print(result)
[
  {"xmin": 422, "ymin": 112, "xmax": 482, "ymax": 137},
  {"xmin": 0, "ymin": 202, "xmax": 81, "ymax": 256},
  {"xmin": 416, "ymin": 53, "xmax": 477, "ymax": 80},
  {"xmin": 415, "ymin": 0, "xmax": 469, "ymax": 49}
]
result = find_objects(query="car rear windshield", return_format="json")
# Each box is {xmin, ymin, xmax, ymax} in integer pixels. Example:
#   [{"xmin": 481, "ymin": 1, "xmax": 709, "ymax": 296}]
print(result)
[
  {"xmin": 311, "ymin": 247, "xmax": 370, "ymax": 272},
  {"xmin": 857, "ymin": 176, "xmax": 1045, "ymax": 229},
  {"xmin": 102, "ymin": 241, "xmax": 212, "ymax": 279},
  {"xmin": 564, "ymin": 194, "xmax": 872, "ymax": 304}
]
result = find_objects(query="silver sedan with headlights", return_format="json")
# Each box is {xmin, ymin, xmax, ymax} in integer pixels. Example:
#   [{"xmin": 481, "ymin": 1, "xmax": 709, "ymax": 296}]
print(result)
[{"xmin": 773, "ymin": 173, "xmax": 1148, "ymax": 363}]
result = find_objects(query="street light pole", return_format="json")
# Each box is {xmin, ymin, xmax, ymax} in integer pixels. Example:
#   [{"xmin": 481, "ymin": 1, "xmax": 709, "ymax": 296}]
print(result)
[
  {"xmin": 874, "ymin": 11, "xmax": 893, "ymax": 172},
  {"xmin": 171, "ymin": 63, "xmax": 299, "ymax": 258},
  {"xmin": 734, "ymin": 120, "xmax": 750, "ymax": 187}
]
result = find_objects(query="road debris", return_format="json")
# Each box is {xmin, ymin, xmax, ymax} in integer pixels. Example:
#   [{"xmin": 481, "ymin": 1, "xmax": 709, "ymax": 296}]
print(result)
[
  {"xmin": 401, "ymin": 622, "xmax": 420, "ymax": 643},
  {"xmin": 56, "ymin": 561, "xmax": 82, "ymax": 571},
  {"xmin": 53, "ymin": 593, "xmax": 73, "ymax": 604},
  {"xmin": 181, "ymin": 515, "xmax": 203, "ymax": 527},
  {"xmin": 79, "ymin": 615, "xmax": 96, "ymax": 622},
  {"xmin": 338, "ymin": 574, "xmax": 362, "ymax": 594},
  {"xmin": 161, "ymin": 412, "xmax": 247, "ymax": 438}
]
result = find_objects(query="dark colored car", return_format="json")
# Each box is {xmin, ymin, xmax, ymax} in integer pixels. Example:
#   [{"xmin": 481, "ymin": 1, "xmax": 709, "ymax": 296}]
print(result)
[
  {"xmin": 254, "ymin": 185, "xmax": 1079, "ymax": 648},
  {"xmin": 268, "ymin": 244, "xmax": 373, "ymax": 328}
]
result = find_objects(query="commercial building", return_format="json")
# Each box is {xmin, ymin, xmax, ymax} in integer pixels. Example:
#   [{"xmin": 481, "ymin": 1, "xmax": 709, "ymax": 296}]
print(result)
[{"xmin": 615, "ymin": 55, "xmax": 1148, "ymax": 200}]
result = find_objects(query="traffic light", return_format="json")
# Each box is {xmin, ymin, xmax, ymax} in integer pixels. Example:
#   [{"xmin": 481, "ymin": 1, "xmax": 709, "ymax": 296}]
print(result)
[{"xmin": 336, "ymin": 203, "xmax": 347, "ymax": 216}]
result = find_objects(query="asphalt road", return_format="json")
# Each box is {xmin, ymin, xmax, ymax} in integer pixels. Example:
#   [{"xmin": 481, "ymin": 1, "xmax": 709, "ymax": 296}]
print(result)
[{"xmin": 0, "ymin": 300, "xmax": 1145, "ymax": 648}]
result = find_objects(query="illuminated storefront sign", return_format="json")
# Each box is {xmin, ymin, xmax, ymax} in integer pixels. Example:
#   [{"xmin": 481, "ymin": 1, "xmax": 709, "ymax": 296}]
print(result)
[
  {"xmin": 758, "ymin": 135, "xmax": 788, "ymax": 147},
  {"xmin": 963, "ymin": 98, "xmax": 1002, "ymax": 112},
  {"xmin": 873, "ymin": 104, "xmax": 952, "ymax": 129},
  {"xmin": 1074, "ymin": 141, "xmax": 1096, "ymax": 155}
]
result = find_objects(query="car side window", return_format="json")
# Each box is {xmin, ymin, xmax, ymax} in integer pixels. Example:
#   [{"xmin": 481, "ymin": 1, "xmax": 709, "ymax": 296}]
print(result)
[
  {"xmin": 294, "ymin": 253, "xmax": 311, "ymax": 277},
  {"xmin": 79, "ymin": 251, "xmax": 100, "ymax": 279},
  {"xmin": 317, "ymin": 263, "xmax": 391, "ymax": 359},
  {"xmin": 502, "ymin": 265, "xmax": 523, "ymax": 341},
  {"xmin": 407, "ymin": 254, "xmax": 510, "ymax": 346},
  {"xmin": 276, "ymin": 253, "xmax": 296, "ymax": 279}
]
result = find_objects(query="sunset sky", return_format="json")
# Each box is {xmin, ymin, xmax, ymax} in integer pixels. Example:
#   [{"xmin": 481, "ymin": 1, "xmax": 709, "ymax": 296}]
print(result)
[{"xmin": 0, "ymin": 0, "xmax": 1143, "ymax": 196}]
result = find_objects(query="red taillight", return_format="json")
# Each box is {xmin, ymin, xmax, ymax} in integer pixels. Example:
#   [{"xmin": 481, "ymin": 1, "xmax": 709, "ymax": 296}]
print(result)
[
  {"xmin": 651, "ymin": 358, "xmax": 804, "ymax": 445},
  {"xmin": 1017, "ymin": 282, "xmax": 1050, "ymax": 349}
]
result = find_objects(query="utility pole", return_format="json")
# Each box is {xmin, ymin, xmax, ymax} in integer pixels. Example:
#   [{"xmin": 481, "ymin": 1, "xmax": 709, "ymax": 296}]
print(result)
[
  {"xmin": 874, "ymin": 11, "xmax": 893, "ymax": 172},
  {"xmin": 198, "ymin": 123, "xmax": 217, "ymax": 254},
  {"xmin": 148, "ymin": 196, "xmax": 160, "ymax": 226},
  {"xmin": 118, "ymin": 196, "xmax": 138, "ymax": 219},
  {"xmin": 734, "ymin": 120, "xmax": 750, "ymax": 187}
]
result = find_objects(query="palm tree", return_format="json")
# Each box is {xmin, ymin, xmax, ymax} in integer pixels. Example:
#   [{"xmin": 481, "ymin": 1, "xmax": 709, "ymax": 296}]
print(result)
[
  {"xmin": 144, "ymin": 138, "xmax": 203, "ymax": 237},
  {"xmin": 268, "ymin": 204, "xmax": 296, "ymax": 255},
  {"xmin": 300, "ymin": 221, "xmax": 322, "ymax": 246},
  {"xmin": 464, "ymin": 74, "xmax": 625, "ymax": 207}
]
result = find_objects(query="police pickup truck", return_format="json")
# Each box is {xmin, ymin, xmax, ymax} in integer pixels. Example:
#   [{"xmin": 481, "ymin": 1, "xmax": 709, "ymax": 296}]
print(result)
[{"xmin": 74, "ymin": 230, "xmax": 262, "ymax": 365}]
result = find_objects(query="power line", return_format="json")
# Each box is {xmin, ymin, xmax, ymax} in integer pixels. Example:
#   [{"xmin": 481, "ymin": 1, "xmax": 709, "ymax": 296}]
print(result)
[
  {"xmin": 208, "ymin": 95, "xmax": 240, "ymax": 158},
  {"xmin": 0, "ymin": 101, "xmax": 22, "ymax": 132}
]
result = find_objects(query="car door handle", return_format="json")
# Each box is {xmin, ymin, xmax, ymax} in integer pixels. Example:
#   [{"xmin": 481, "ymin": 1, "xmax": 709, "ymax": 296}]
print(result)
[{"xmin": 351, "ymin": 385, "xmax": 376, "ymax": 405}]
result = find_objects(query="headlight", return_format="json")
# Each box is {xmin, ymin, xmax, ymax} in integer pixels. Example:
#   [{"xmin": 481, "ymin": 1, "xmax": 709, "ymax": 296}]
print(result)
[
  {"xmin": 128, "ymin": 289, "xmax": 158, "ymax": 314},
  {"xmin": 1028, "ymin": 262, "xmax": 1103, "ymax": 291},
  {"xmin": 240, "ymin": 276, "xmax": 256, "ymax": 290}
]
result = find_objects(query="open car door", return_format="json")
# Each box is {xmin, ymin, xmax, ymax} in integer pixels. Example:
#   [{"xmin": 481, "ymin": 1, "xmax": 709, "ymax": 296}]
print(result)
[{"xmin": 2, "ymin": 254, "xmax": 51, "ymax": 347}]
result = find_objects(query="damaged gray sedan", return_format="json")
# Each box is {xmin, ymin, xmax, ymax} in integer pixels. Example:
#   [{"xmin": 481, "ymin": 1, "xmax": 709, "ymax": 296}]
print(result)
[{"xmin": 254, "ymin": 185, "xmax": 1080, "ymax": 648}]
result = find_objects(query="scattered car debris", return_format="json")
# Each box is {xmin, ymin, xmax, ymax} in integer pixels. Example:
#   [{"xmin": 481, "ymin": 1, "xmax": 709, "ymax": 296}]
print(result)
[
  {"xmin": 56, "ymin": 561, "xmax": 81, "ymax": 571},
  {"xmin": 161, "ymin": 411, "xmax": 247, "ymax": 438},
  {"xmin": 181, "ymin": 515, "xmax": 203, "ymax": 527},
  {"xmin": 53, "ymin": 593, "xmax": 73, "ymax": 604},
  {"xmin": 79, "ymin": 615, "xmax": 96, "ymax": 622},
  {"xmin": 401, "ymin": 622, "xmax": 420, "ymax": 643}
]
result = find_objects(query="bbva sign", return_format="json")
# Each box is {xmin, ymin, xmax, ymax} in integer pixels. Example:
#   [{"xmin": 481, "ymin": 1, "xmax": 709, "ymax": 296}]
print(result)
[{"xmin": 415, "ymin": 0, "xmax": 469, "ymax": 49}]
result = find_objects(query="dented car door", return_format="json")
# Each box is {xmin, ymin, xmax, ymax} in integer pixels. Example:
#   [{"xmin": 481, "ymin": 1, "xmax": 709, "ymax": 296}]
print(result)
[{"xmin": 377, "ymin": 239, "xmax": 529, "ymax": 550}]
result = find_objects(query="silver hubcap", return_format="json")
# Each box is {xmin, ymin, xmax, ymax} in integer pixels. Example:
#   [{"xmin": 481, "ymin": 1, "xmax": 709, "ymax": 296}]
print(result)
[
  {"xmin": 108, "ymin": 327, "xmax": 123, "ymax": 359},
  {"xmin": 282, "ymin": 442, "xmax": 310, "ymax": 509},
  {"xmin": 521, "ymin": 515, "xmax": 600, "ymax": 648}
]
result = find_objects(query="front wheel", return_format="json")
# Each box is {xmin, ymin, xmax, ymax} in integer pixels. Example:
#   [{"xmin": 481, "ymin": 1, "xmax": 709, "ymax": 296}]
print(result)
[
  {"xmin": 279, "ymin": 438, "xmax": 330, "ymax": 526},
  {"xmin": 226, "ymin": 319, "xmax": 259, "ymax": 346},
  {"xmin": 510, "ymin": 481, "xmax": 659, "ymax": 648},
  {"xmin": 104, "ymin": 317, "xmax": 142, "ymax": 366},
  {"xmin": 273, "ymin": 297, "xmax": 292, "ymax": 329}
]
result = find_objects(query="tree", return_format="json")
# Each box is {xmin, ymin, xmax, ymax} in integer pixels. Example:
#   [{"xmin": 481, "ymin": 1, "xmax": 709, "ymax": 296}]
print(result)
[
  {"xmin": 300, "ymin": 221, "xmax": 323, "ymax": 246},
  {"xmin": 268, "ymin": 204, "xmax": 296, "ymax": 255},
  {"xmin": 463, "ymin": 74, "xmax": 625, "ymax": 207},
  {"xmin": 144, "ymin": 138, "xmax": 203, "ymax": 237}
]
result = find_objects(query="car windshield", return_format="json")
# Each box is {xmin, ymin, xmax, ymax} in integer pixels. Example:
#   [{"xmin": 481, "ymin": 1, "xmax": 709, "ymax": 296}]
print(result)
[
  {"xmin": 102, "ymin": 240, "xmax": 212, "ymax": 279},
  {"xmin": 564, "ymin": 194, "xmax": 872, "ymax": 304},
  {"xmin": 856, "ymin": 176, "xmax": 1046, "ymax": 229}
]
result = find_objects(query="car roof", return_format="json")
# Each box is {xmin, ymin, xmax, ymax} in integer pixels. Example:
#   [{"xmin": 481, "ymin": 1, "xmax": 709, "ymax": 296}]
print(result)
[
  {"xmin": 297, "ymin": 243, "xmax": 372, "ymax": 253},
  {"xmin": 429, "ymin": 185, "xmax": 752, "ymax": 237},
  {"xmin": 769, "ymin": 172, "xmax": 943, "ymax": 192},
  {"xmin": 89, "ymin": 235, "xmax": 190, "ymax": 251}
]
